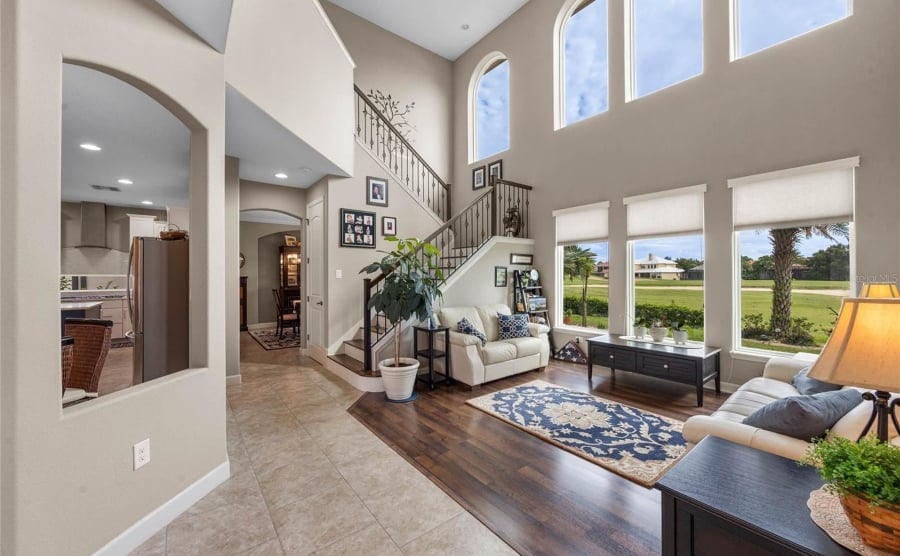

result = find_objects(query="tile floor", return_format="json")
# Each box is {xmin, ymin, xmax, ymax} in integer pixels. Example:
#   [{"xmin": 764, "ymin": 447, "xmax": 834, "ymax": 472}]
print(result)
[{"xmin": 130, "ymin": 353, "xmax": 515, "ymax": 555}]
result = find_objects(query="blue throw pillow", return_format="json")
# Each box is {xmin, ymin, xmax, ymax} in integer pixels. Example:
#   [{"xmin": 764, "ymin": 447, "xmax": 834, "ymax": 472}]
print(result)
[
  {"xmin": 742, "ymin": 389, "xmax": 862, "ymax": 441},
  {"xmin": 457, "ymin": 318, "xmax": 487, "ymax": 346},
  {"xmin": 791, "ymin": 366, "xmax": 842, "ymax": 395},
  {"xmin": 497, "ymin": 313, "xmax": 530, "ymax": 340}
]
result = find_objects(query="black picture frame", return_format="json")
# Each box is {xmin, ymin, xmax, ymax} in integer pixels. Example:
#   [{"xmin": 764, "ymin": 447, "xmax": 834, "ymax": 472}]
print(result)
[
  {"xmin": 340, "ymin": 208, "xmax": 377, "ymax": 248},
  {"xmin": 510, "ymin": 253, "xmax": 533, "ymax": 265},
  {"xmin": 381, "ymin": 216, "xmax": 397, "ymax": 236},
  {"xmin": 488, "ymin": 159, "xmax": 503, "ymax": 183},
  {"xmin": 494, "ymin": 266, "xmax": 508, "ymax": 287},
  {"xmin": 366, "ymin": 176, "xmax": 388, "ymax": 207},
  {"xmin": 472, "ymin": 166, "xmax": 486, "ymax": 190}
]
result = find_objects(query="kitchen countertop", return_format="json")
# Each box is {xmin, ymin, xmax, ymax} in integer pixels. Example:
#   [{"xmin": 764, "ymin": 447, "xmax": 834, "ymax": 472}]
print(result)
[
  {"xmin": 61, "ymin": 291, "xmax": 127, "ymax": 301},
  {"xmin": 60, "ymin": 301, "xmax": 103, "ymax": 311}
]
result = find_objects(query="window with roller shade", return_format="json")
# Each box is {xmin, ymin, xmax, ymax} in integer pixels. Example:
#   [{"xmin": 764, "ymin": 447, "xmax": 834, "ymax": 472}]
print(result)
[
  {"xmin": 554, "ymin": 202, "xmax": 609, "ymax": 330},
  {"xmin": 730, "ymin": 157, "xmax": 856, "ymax": 355},
  {"xmin": 624, "ymin": 185, "xmax": 706, "ymax": 340}
]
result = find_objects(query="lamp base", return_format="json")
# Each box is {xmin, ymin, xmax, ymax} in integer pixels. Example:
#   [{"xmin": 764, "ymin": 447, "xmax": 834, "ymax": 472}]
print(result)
[{"xmin": 857, "ymin": 390, "xmax": 900, "ymax": 442}]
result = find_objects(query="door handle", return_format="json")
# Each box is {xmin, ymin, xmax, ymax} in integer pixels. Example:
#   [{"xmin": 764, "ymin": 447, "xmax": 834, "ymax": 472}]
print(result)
[{"xmin": 316, "ymin": 301, "xmax": 324, "ymax": 306}]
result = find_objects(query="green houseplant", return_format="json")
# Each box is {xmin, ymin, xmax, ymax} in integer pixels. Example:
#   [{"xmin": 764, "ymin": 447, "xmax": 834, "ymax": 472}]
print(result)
[
  {"xmin": 360, "ymin": 237, "xmax": 444, "ymax": 401},
  {"xmin": 801, "ymin": 435, "xmax": 900, "ymax": 551}
]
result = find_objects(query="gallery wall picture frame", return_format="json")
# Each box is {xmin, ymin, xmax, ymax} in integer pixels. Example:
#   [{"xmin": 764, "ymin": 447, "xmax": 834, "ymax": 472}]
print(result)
[
  {"xmin": 366, "ymin": 176, "xmax": 389, "ymax": 207},
  {"xmin": 472, "ymin": 166, "xmax": 486, "ymax": 190},
  {"xmin": 340, "ymin": 208, "xmax": 377, "ymax": 248},
  {"xmin": 381, "ymin": 216, "xmax": 397, "ymax": 236},
  {"xmin": 488, "ymin": 159, "xmax": 503, "ymax": 183},
  {"xmin": 284, "ymin": 234, "xmax": 298, "ymax": 246},
  {"xmin": 510, "ymin": 253, "xmax": 533, "ymax": 265},
  {"xmin": 494, "ymin": 266, "xmax": 508, "ymax": 287}
]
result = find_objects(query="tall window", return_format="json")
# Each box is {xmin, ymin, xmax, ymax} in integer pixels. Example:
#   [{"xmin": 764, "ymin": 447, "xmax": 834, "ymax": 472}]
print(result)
[
  {"xmin": 474, "ymin": 58, "xmax": 510, "ymax": 161},
  {"xmin": 560, "ymin": 0, "xmax": 609, "ymax": 127},
  {"xmin": 730, "ymin": 157, "xmax": 857, "ymax": 355},
  {"xmin": 624, "ymin": 186, "xmax": 706, "ymax": 340},
  {"xmin": 734, "ymin": 0, "xmax": 851, "ymax": 59},
  {"xmin": 628, "ymin": 0, "xmax": 703, "ymax": 100},
  {"xmin": 554, "ymin": 202, "xmax": 610, "ymax": 331}
]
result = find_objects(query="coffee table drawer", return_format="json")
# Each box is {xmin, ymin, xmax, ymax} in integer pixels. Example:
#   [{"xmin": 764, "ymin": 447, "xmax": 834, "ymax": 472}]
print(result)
[
  {"xmin": 592, "ymin": 345, "xmax": 636, "ymax": 371},
  {"xmin": 641, "ymin": 355, "xmax": 696, "ymax": 380}
]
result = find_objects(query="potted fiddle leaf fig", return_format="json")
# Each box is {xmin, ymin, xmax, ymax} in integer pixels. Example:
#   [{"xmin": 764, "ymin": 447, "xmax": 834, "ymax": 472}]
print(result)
[{"xmin": 360, "ymin": 237, "xmax": 444, "ymax": 401}]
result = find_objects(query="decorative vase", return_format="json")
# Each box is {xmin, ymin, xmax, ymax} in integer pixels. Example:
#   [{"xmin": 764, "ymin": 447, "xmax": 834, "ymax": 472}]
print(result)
[
  {"xmin": 649, "ymin": 326, "xmax": 668, "ymax": 342},
  {"xmin": 378, "ymin": 357, "xmax": 420, "ymax": 402},
  {"xmin": 634, "ymin": 326, "xmax": 647, "ymax": 339},
  {"xmin": 673, "ymin": 330, "xmax": 688, "ymax": 345},
  {"xmin": 840, "ymin": 493, "xmax": 900, "ymax": 552}
]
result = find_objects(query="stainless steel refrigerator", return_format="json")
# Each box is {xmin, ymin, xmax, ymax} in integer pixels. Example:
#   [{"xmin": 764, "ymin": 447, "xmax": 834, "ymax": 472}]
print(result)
[{"xmin": 127, "ymin": 236, "xmax": 190, "ymax": 385}]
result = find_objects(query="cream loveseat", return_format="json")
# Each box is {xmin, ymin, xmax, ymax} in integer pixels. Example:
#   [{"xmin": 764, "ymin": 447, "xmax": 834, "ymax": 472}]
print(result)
[
  {"xmin": 683, "ymin": 355, "xmax": 900, "ymax": 461},
  {"xmin": 435, "ymin": 304, "xmax": 550, "ymax": 387}
]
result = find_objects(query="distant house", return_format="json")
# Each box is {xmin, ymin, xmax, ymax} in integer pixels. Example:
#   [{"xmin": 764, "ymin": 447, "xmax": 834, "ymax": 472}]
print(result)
[
  {"xmin": 594, "ymin": 260, "xmax": 609, "ymax": 278},
  {"xmin": 683, "ymin": 264, "xmax": 704, "ymax": 280},
  {"xmin": 634, "ymin": 253, "xmax": 684, "ymax": 280}
]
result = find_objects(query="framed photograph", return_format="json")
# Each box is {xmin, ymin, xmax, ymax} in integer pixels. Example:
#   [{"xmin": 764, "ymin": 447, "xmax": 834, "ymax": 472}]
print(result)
[
  {"xmin": 494, "ymin": 266, "xmax": 508, "ymax": 287},
  {"xmin": 366, "ymin": 176, "xmax": 388, "ymax": 207},
  {"xmin": 472, "ymin": 166, "xmax": 486, "ymax": 190},
  {"xmin": 284, "ymin": 234, "xmax": 297, "ymax": 246},
  {"xmin": 287, "ymin": 276, "xmax": 298, "ymax": 286},
  {"xmin": 381, "ymin": 216, "xmax": 397, "ymax": 236},
  {"xmin": 287, "ymin": 264, "xmax": 298, "ymax": 273},
  {"xmin": 488, "ymin": 159, "xmax": 503, "ymax": 182},
  {"xmin": 340, "ymin": 208, "xmax": 376, "ymax": 248},
  {"xmin": 510, "ymin": 253, "xmax": 533, "ymax": 265}
]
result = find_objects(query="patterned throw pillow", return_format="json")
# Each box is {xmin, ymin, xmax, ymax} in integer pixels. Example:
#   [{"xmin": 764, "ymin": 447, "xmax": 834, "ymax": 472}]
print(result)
[
  {"xmin": 457, "ymin": 318, "xmax": 487, "ymax": 346},
  {"xmin": 498, "ymin": 313, "xmax": 530, "ymax": 340}
]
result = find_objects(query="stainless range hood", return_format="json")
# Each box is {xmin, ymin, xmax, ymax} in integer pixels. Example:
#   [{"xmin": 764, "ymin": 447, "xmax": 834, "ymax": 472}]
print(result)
[{"xmin": 77, "ymin": 202, "xmax": 107, "ymax": 248}]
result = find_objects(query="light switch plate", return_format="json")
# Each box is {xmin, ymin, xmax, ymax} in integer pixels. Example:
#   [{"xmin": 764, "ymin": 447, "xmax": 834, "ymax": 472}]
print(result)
[{"xmin": 335, "ymin": 269, "xmax": 343, "ymax": 279}]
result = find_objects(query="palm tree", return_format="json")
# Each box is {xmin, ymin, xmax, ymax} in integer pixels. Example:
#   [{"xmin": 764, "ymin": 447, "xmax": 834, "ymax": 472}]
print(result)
[
  {"xmin": 563, "ymin": 246, "xmax": 597, "ymax": 327},
  {"xmin": 768, "ymin": 224, "xmax": 848, "ymax": 336}
]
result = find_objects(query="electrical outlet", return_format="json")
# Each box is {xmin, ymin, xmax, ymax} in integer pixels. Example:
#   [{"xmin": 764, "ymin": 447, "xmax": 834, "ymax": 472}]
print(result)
[
  {"xmin": 575, "ymin": 336, "xmax": 583, "ymax": 344},
  {"xmin": 133, "ymin": 439, "xmax": 150, "ymax": 470}
]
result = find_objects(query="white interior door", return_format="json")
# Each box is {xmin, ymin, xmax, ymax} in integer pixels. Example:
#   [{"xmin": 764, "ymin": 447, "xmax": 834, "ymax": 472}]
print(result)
[{"xmin": 306, "ymin": 199, "xmax": 324, "ymax": 347}]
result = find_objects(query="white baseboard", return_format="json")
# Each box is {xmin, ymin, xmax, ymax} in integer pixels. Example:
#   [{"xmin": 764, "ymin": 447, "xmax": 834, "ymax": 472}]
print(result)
[
  {"xmin": 225, "ymin": 374, "xmax": 242, "ymax": 386},
  {"xmin": 93, "ymin": 461, "xmax": 230, "ymax": 556}
]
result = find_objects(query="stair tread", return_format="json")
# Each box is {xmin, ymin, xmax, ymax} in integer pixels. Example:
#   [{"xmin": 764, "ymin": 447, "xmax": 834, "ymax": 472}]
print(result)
[
  {"xmin": 328, "ymin": 354, "xmax": 380, "ymax": 377},
  {"xmin": 344, "ymin": 338, "xmax": 365, "ymax": 349}
]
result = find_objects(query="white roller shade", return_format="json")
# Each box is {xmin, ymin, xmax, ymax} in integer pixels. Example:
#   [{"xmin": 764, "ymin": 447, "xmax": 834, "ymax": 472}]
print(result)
[
  {"xmin": 624, "ymin": 184, "xmax": 706, "ymax": 239},
  {"xmin": 553, "ymin": 201, "xmax": 609, "ymax": 245},
  {"xmin": 729, "ymin": 157, "xmax": 858, "ymax": 230}
]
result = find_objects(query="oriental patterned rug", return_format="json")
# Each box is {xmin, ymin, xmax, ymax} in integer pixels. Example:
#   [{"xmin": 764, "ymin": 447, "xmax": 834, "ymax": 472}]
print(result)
[
  {"xmin": 467, "ymin": 380, "xmax": 688, "ymax": 487},
  {"xmin": 248, "ymin": 328, "xmax": 303, "ymax": 350}
]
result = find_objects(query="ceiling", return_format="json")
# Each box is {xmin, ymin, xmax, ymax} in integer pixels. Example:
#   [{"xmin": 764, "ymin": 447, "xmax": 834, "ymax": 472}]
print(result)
[{"xmin": 62, "ymin": 1, "xmax": 529, "ymax": 209}]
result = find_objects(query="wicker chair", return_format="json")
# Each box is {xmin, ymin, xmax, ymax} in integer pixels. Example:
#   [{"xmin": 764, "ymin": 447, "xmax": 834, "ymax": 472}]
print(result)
[
  {"xmin": 272, "ymin": 289, "xmax": 299, "ymax": 339},
  {"xmin": 61, "ymin": 336, "xmax": 74, "ymax": 397},
  {"xmin": 62, "ymin": 318, "xmax": 113, "ymax": 404}
]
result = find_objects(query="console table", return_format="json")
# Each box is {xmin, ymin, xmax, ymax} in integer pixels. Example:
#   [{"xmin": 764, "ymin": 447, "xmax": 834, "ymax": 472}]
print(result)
[
  {"xmin": 587, "ymin": 334, "xmax": 720, "ymax": 407},
  {"xmin": 655, "ymin": 437, "xmax": 854, "ymax": 555}
]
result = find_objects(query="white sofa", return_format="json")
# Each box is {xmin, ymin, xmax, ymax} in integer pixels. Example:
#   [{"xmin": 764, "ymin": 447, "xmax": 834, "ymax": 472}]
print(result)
[
  {"xmin": 683, "ymin": 355, "xmax": 900, "ymax": 461},
  {"xmin": 435, "ymin": 304, "xmax": 550, "ymax": 387}
]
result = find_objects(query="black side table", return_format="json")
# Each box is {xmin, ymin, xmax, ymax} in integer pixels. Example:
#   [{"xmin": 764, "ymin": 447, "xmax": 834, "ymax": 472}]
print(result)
[{"xmin": 413, "ymin": 325, "xmax": 451, "ymax": 389}]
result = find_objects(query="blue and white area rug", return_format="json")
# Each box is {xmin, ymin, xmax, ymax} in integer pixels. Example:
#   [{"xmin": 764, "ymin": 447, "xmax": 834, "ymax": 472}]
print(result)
[{"xmin": 467, "ymin": 380, "xmax": 688, "ymax": 487}]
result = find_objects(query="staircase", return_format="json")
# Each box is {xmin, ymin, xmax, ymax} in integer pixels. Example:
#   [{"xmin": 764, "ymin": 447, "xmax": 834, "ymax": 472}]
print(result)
[{"xmin": 328, "ymin": 86, "xmax": 534, "ymax": 377}]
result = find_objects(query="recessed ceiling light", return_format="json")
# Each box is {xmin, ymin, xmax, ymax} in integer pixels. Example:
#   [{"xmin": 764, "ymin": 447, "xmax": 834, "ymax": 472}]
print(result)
[
  {"xmin": 117, "ymin": 178, "xmax": 133, "ymax": 185},
  {"xmin": 274, "ymin": 172, "xmax": 288, "ymax": 179},
  {"xmin": 461, "ymin": 24, "xmax": 470, "ymax": 30},
  {"xmin": 140, "ymin": 200, "xmax": 153, "ymax": 205},
  {"xmin": 79, "ymin": 143, "xmax": 102, "ymax": 151}
]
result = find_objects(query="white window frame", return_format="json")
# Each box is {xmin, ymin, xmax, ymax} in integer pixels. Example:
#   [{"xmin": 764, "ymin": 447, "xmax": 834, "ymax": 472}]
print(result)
[
  {"xmin": 553, "ymin": 0, "xmax": 609, "ymax": 130},
  {"xmin": 468, "ymin": 52, "xmax": 510, "ymax": 163}
]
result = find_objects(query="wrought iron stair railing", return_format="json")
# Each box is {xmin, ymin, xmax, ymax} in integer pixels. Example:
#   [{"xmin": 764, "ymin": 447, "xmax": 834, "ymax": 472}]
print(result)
[
  {"xmin": 354, "ymin": 85, "xmax": 451, "ymax": 220},
  {"xmin": 362, "ymin": 178, "xmax": 533, "ymax": 371}
]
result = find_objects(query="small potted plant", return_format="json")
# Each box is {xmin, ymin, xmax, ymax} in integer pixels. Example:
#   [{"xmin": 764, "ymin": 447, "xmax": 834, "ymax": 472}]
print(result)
[
  {"xmin": 801, "ymin": 435, "xmax": 900, "ymax": 552},
  {"xmin": 564, "ymin": 308, "xmax": 573, "ymax": 325},
  {"xmin": 650, "ymin": 316, "xmax": 668, "ymax": 342},
  {"xmin": 360, "ymin": 237, "xmax": 445, "ymax": 402},
  {"xmin": 633, "ymin": 314, "xmax": 649, "ymax": 339},
  {"xmin": 672, "ymin": 322, "xmax": 688, "ymax": 345}
]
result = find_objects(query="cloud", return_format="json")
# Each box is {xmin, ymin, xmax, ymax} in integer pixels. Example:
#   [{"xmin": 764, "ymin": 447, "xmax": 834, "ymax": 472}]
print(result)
[
  {"xmin": 563, "ymin": 0, "xmax": 609, "ymax": 124},
  {"xmin": 633, "ymin": 0, "xmax": 703, "ymax": 97},
  {"xmin": 476, "ymin": 61, "xmax": 510, "ymax": 159}
]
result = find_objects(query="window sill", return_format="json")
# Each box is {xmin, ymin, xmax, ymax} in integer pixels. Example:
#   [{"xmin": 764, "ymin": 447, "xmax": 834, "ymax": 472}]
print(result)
[{"xmin": 554, "ymin": 325, "xmax": 606, "ymax": 338}]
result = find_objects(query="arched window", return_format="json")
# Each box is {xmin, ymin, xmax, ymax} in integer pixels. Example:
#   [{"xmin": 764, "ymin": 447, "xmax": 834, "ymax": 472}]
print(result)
[
  {"xmin": 556, "ymin": 0, "xmax": 608, "ymax": 128},
  {"xmin": 470, "ymin": 53, "xmax": 510, "ymax": 162}
]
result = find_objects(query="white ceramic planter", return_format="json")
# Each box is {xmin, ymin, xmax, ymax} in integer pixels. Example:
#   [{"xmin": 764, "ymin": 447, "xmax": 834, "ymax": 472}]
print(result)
[
  {"xmin": 634, "ymin": 326, "xmax": 647, "ymax": 339},
  {"xmin": 378, "ymin": 357, "xmax": 420, "ymax": 401},
  {"xmin": 673, "ymin": 330, "xmax": 688, "ymax": 345},
  {"xmin": 649, "ymin": 326, "xmax": 668, "ymax": 342}
]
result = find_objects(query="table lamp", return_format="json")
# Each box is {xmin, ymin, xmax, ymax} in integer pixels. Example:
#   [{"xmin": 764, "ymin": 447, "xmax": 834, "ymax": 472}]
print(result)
[
  {"xmin": 858, "ymin": 282, "xmax": 900, "ymax": 298},
  {"xmin": 807, "ymin": 296, "xmax": 900, "ymax": 441}
]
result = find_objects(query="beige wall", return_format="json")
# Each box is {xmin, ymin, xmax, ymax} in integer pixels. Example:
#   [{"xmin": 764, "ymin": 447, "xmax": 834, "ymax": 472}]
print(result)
[
  {"xmin": 61, "ymin": 202, "xmax": 167, "ymax": 251},
  {"xmin": 324, "ymin": 2, "xmax": 454, "ymax": 180},
  {"xmin": 240, "ymin": 221, "xmax": 303, "ymax": 326},
  {"xmin": 0, "ymin": 0, "xmax": 227, "ymax": 553},
  {"xmin": 225, "ymin": 157, "xmax": 240, "ymax": 376},
  {"xmin": 452, "ymin": 0, "xmax": 900, "ymax": 385},
  {"xmin": 240, "ymin": 179, "xmax": 307, "ymax": 218},
  {"xmin": 226, "ymin": 0, "xmax": 354, "ymax": 176},
  {"xmin": 439, "ymin": 238, "xmax": 534, "ymax": 310}
]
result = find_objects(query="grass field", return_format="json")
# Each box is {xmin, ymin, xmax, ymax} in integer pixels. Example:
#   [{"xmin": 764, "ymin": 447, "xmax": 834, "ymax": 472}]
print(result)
[{"xmin": 561, "ymin": 276, "xmax": 846, "ymax": 351}]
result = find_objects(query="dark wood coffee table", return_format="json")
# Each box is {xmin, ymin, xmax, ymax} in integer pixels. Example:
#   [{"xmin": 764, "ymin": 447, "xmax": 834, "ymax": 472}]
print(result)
[{"xmin": 655, "ymin": 437, "xmax": 854, "ymax": 555}]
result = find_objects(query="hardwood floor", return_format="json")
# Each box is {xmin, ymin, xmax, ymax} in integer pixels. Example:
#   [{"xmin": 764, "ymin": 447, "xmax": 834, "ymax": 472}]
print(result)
[{"xmin": 349, "ymin": 360, "xmax": 726, "ymax": 556}]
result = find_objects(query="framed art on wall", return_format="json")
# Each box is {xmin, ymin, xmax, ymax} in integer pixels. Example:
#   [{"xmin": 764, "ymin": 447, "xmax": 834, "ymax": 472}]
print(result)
[
  {"xmin": 494, "ymin": 266, "xmax": 508, "ymax": 287},
  {"xmin": 366, "ymin": 176, "xmax": 388, "ymax": 207},
  {"xmin": 472, "ymin": 166, "xmax": 486, "ymax": 190},
  {"xmin": 284, "ymin": 234, "xmax": 297, "ymax": 246},
  {"xmin": 382, "ymin": 216, "xmax": 397, "ymax": 236},
  {"xmin": 510, "ymin": 253, "xmax": 533, "ymax": 265},
  {"xmin": 340, "ymin": 208, "xmax": 376, "ymax": 248},
  {"xmin": 488, "ymin": 159, "xmax": 503, "ymax": 182}
]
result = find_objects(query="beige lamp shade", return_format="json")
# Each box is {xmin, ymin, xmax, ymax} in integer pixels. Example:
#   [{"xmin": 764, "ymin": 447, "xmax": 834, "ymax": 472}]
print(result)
[
  {"xmin": 808, "ymin": 298, "xmax": 900, "ymax": 392},
  {"xmin": 859, "ymin": 282, "xmax": 900, "ymax": 298}
]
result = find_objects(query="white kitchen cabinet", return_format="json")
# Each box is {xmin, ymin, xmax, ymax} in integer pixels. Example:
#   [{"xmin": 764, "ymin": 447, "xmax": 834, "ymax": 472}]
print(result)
[{"xmin": 100, "ymin": 298, "xmax": 127, "ymax": 339}]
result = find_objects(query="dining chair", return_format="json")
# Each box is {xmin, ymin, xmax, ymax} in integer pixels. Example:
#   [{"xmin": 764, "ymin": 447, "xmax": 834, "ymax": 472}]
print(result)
[
  {"xmin": 61, "ymin": 336, "xmax": 74, "ymax": 397},
  {"xmin": 62, "ymin": 318, "xmax": 113, "ymax": 405},
  {"xmin": 272, "ymin": 289, "xmax": 299, "ymax": 339}
]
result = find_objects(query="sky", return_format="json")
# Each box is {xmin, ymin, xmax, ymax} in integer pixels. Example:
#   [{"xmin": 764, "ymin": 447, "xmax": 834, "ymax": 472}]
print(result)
[
  {"xmin": 475, "ymin": 61, "xmax": 510, "ymax": 160},
  {"xmin": 564, "ymin": 0, "xmax": 608, "ymax": 125}
]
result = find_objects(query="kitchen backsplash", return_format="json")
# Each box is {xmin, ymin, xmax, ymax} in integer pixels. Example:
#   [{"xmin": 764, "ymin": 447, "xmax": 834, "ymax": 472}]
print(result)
[{"xmin": 60, "ymin": 274, "xmax": 127, "ymax": 291}]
